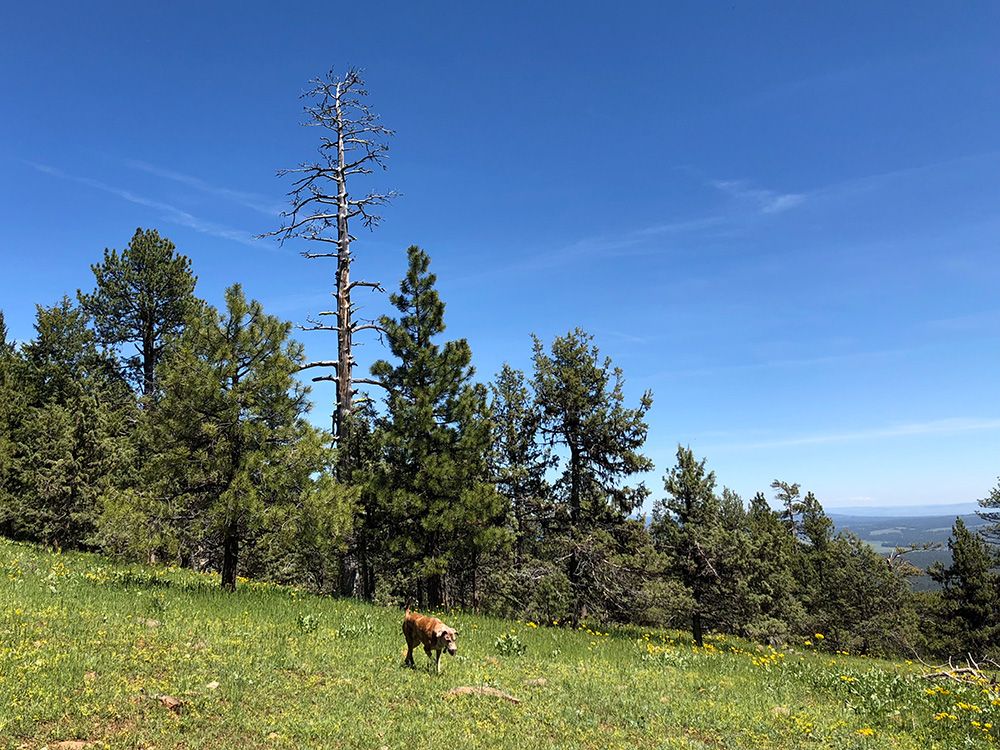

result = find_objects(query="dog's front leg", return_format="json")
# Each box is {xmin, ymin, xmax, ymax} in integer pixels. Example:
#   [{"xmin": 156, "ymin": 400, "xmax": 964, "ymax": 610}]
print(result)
[{"xmin": 435, "ymin": 649, "xmax": 443, "ymax": 674}]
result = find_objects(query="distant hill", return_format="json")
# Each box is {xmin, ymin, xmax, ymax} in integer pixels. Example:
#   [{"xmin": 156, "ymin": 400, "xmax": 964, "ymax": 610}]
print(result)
[
  {"xmin": 828, "ymin": 511, "xmax": 990, "ymax": 591},
  {"xmin": 825, "ymin": 502, "xmax": 981, "ymax": 517}
]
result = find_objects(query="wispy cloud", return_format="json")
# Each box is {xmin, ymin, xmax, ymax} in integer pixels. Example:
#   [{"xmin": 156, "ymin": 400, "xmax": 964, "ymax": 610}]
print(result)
[
  {"xmin": 707, "ymin": 417, "xmax": 1000, "ymax": 451},
  {"xmin": 125, "ymin": 159, "xmax": 285, "ymax": 216},
  {"xmin": 807, "ymin": 149, "xmax": 1000, "ymax": 203},
  {"xmin": 649, "ymin": 345, "xmax": 912, "ymax": 380},
  {"xmin": 28, "ymin": 162, "xmax": 266, "ymax": 249},
  {"xmin": 449, "ymin": 214, "xmax": 728, "ymax": 285},
  {"xmin": 925, "ymin": 309, "xmax": 1000, "ymax": 334},
  {"xmin": 711, "ymin": 179, "xmax": 806, "ymax": 214}
]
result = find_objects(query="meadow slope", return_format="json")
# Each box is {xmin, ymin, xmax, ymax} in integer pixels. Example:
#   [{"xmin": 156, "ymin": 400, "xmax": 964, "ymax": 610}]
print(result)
[{"xmin": 0, "ymin": 539, "xmax": 996, "ymax": 750}]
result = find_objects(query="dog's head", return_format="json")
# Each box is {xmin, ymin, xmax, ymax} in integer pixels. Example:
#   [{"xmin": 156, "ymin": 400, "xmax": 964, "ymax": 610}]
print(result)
[{"xmin": 435, "ymin": 625, "xmax": 458, "ymax": 656}]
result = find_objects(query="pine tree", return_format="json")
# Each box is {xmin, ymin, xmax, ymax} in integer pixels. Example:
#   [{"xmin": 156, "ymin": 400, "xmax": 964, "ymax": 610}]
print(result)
[
  {"xmin": 815, "ymin": 532, "xmax": 918, "ymax": 656},
  {"xmin": 489, "ymin": 364, "xmax": 552, "ymax": 566},
  {"xmin": 929, "ymin": 518, "xmax": 1000, "ymax": 657},
  {"xmin": 2, "ymin": 298, "xmax": 135, "ymax": 548},
  {"xmin": 743, "ymin": 492, "xmax": 804, "ymax": 641},
  {"xmin": 151, "ymin": 285, "xmax": 321, "ymax": 590},
  {"xmin": 371, "ymin": 246, "xmax": 505, "ymax": 607},
  {"xmin": 653, "ymin": 446, "xmax": 722, "ymax": 646},
  {"xmin": 0, "ymin": 311, "xmax": 11, "ymax": 356},
  {"xmin": 532, "ymin": 329, "xmax": 653, "ymax": 625},
  {"xmin": 0, "ymin": 311, "xmax": 22, "ymax": 537},
  {"xmin": 795, "ymin": 490, "xmax": 834, "ymax": 613},
  {"xmin": 800, "ymin": 491, "xmax": 833, "ymax": 551},
  {"xmin": 78, "ymin": 227, "xmax": 197, "ymax": 397},
  {"xmin": 978, "ymin": 478, "xmax": 1000, "ymax": 544},
  {"xmin": 771, "ymin": 480, "xmax": 804, "ymax": 537}
]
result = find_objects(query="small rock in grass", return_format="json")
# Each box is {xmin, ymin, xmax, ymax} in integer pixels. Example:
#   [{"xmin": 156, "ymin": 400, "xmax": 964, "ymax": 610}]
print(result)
[
  {"xmin": 206, "ymin": 680, "xmax": 220, "ymax": 690},
  {"xmin": 524, "ymin": 678, "xmax": 548, "ymax": 687},
  {"xmin": 83, "ymin": 671, "xmax": 97, "ymax": 683},
  {"xmin": 158, "ymin": 694, "xmax": 183, "ymax": 714},
  {"xmin": 771, "ymin": 705, "xmax": 790, "ymax": 717}
]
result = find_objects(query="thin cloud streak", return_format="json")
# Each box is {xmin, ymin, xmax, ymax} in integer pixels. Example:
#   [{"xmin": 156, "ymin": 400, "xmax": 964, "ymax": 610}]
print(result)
[
  {"xmin": 125, "ymin": 159, "xmax": 285, "ymax": 216},
  {"xmin": 648, "ymin": 345, "xmax": 913, "ymax": 380},
  {"xmin": 28, "ymin": 162, "xmax": 266, "ymax": 249},
  {"xmin": 460, "ymin": 150, "xmax": 1000, "ymax": 286},
  {"xmin": 451, "ymin": 214, "xmax": 729, "ymax": 286},
  {"xmin": 706, "ymin": 417, "xmax": 1000, "ymax": 451},
  {"xmin": 711, "ymin": 179, "xmax": 806, "ymax": 214},
  {"xmin": 807, "ymin": 149, "xmax": 1000, "ymax": 202}
]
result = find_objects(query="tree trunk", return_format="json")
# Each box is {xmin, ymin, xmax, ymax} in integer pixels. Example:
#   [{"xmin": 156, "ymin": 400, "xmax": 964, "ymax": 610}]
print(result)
[
  {"xmin": 472, "ymin": 554, "xmax": 480, "ymax": 613},
  {"xmin": 692, "ymin": 610, "xmax": 704, "ymax": 647},
  {"xmin": 568, "ymin": 442, "xmax": 582, "ymax": 627},
  {"xmin": 427, "ymin": 572, "xmax": 443, "ymax": 609},
  {"xmin": 333, "ymin": 84, "xmax": 353, "ymax": 467},
  {"xmin": 142, "ymin": 324, "xmax": 155, "ymax": 398},
  {"xmin": 221, "ymin": 521, "xmax": 239, "ymax": 592}
]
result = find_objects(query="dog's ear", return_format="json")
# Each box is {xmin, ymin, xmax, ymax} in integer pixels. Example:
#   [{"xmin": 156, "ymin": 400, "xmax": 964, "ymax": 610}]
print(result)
[{"xmin": 434, "ymin": 626, "xmax": 446, "ymax": 639}]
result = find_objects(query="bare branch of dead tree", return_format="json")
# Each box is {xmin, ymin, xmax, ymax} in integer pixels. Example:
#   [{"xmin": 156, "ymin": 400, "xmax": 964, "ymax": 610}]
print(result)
[{"xmin": 261, "ymin": 67, "xmax": 395, "ymax": 457}]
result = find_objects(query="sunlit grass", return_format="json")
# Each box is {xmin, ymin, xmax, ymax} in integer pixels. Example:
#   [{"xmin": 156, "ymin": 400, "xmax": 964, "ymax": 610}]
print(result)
[{"xmin": 1, "ymin": 538, "xmax": 996, "ymax": 749}]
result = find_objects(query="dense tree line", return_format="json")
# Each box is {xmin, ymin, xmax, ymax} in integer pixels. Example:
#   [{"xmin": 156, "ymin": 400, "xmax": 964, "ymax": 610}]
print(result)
[{"xmin": 0, "ymin": 226, "xmax": 997, "ymax": 661}]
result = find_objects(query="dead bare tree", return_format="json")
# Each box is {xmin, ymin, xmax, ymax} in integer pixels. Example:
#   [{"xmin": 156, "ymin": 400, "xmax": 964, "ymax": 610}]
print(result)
[
  {"xmin": 885, "ymin": 541, "xmax": 942, "ymax": 576},
  {"xmin": 263, "ymin": 68, "xmax": 395, "ymax": 458}
]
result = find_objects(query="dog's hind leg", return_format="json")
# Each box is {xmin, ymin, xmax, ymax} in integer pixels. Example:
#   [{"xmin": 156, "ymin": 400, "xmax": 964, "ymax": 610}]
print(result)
[{"xmin": 404, "ymin": 645, "xmax": 415, "ymax": 667}]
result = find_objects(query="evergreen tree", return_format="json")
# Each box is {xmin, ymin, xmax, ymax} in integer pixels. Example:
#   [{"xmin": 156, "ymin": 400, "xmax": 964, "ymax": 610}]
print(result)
[
  {"xmin": 929, "ymin": 518, "xmax": 1000, "ymax": 658},
  {"xmin": 743, "ymin": 492, "xmax": 804, "ymax": 641},
  {"xmin": 248, "ymin": 430, "xmax": 357, "ymax": 593},
  {"xmin": 0, "ymin": 311, "xmax": 11, "ymax": 356},
  {"xmin": 0, "ymin": 311, "xmax": 22, "ymax": 535},
  {"xmin": 151, "ymin": 285, "xmax": 320, "ymax": 590},
  {"xmin": 335, "ymin": 402, "xmax": 386, "ymax": 599},
  {"xmin": 489, "ymin": 363, "xmax": 552, "ymax": 566},
  {"xmin": 532, "ymin": 329, "xmax": 653, "ymax": 625},
  {"xmin": 78, "ymin": 227, "xmax": 197, "ymax": 397},
  {"xmin": 771, "ymin": 480, "xmax": 804, "ymax": 537},
  {"xmin": 800, "ymin": 491, "xmax": 833, "ymax": 551},
  {"xmin": 978, "ymin": 478, "xmax": 1000, "ymax": 545},
  {"xmin": 1, "ymin": 298, "xmax": 135, "ymax": 548},
  {"xmin": 371, "ymin": 246, "xmax": 505, "ymax": 607},
  {"xmin": 653, "ymin": 446, "xmax": 723, "ymax": 646},
  {"xmin": 795, "ymin": 490, "xmax": 834, "ymax": 612},
  {"xmin": 815, "ymin": 532, "xmax": 918, "ymax": 656}
]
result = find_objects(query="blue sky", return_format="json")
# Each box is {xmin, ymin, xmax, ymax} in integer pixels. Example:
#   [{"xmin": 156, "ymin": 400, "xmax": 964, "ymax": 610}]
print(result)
[{"xmin": 2, "ymin": 2, "xmax": 998, "ymax": 510}]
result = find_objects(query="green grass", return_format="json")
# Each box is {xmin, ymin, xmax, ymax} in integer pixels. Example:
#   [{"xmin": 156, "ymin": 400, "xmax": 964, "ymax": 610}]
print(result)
[{"xmin": 1, "ymin": 539, "xmax": 996, "ymax": 749}]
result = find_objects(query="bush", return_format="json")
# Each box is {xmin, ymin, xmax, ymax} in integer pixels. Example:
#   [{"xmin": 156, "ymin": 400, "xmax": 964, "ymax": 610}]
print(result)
[{"xmin": 495, "ymin": 632, "xmax": 527, "ymax": 657}]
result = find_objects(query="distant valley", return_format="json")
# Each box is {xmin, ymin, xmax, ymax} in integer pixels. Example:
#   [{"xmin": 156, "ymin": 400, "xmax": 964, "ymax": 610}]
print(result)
[{"xmin": 829, "ymin": 510, "xmax": 990, "ymax": 591}]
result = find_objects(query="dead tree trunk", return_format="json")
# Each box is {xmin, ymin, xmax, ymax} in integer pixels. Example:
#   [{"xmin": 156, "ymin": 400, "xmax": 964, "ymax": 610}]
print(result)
[{"xmin": 263, "ymin": 69, "xmax": 394, "ymax": 469}]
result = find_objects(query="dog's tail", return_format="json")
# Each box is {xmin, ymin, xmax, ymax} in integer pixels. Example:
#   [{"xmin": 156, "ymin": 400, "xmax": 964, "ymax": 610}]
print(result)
[{"xmin": 404, "ymin": 597, "xmax": 413, "ymax": 616}]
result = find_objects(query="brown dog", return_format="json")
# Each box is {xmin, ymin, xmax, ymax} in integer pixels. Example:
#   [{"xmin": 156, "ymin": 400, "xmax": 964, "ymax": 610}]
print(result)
[{"xmin": 402, "ymin": 604, "xmax": 458, "ymax": 673}]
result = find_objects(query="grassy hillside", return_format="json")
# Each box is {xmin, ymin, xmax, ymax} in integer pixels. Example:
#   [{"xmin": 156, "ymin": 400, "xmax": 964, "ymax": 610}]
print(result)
[{"xmin": 1, "ymin": 539, "xmax": 997, "ymax": 749}]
